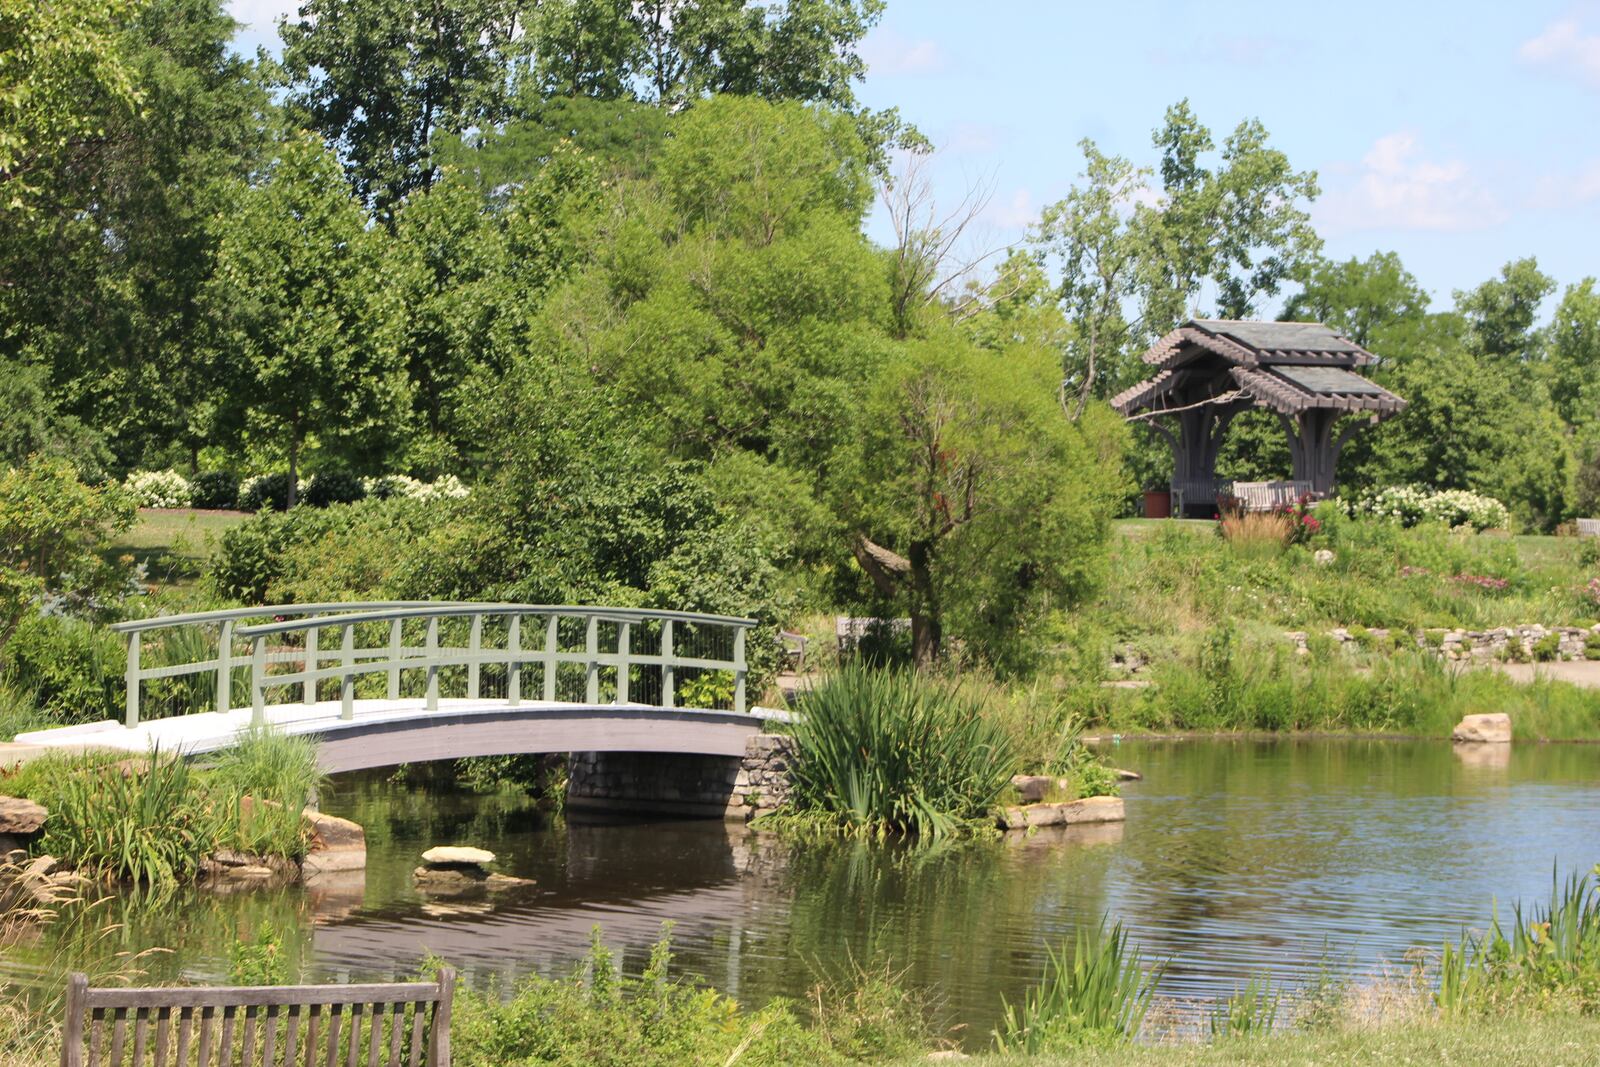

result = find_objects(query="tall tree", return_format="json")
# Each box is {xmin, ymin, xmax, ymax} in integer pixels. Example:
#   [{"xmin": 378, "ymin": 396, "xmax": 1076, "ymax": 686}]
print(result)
[
  {"xmin": 1282, "ymin": 251, "xmax": 1430, "ymax": 346},
  {"xmin": 205, "ymin": 134, "xmax": 411, "ymax": 503},
  {"xmin": 280, "ymin": 0, "xmax": 527, "ymax": 216},
  {"xmin": 1454, "ymin": 257, "xmax": 1556, "ymax": 361},
  {"xmin": 1545, "ymin": 278, "xmax": 1600, "ymax": 428}
]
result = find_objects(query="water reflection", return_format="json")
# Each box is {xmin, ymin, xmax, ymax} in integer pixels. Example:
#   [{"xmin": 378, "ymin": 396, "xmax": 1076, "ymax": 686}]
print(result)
[{"xmin": 6, "ymin": 739, "xmax": 1598, "ymax": 1042}]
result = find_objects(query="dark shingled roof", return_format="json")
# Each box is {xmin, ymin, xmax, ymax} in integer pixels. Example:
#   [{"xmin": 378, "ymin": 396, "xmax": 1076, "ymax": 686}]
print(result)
[{"xmin": 1110, "ymin": 319, "xmax": 1406, "ymax": 417}]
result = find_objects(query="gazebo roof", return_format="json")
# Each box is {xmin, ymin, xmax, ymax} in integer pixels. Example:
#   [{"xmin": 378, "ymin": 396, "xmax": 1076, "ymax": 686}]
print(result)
[{"xmin": 1111, "ymin": 319, "xmax": 1405, "ymax": 418}]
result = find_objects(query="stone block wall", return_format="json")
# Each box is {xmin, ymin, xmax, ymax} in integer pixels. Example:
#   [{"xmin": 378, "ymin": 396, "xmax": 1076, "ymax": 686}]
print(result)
[
  {"xmin": 566, "ymin": 734, "xmax": 795, "ymax": 821},
  {"xmin": 1284, "ymin": 623, "xmax": 1600, "ymax": 662}
]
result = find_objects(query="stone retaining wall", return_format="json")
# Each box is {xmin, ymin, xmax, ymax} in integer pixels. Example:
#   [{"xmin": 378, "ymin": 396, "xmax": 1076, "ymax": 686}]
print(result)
[
  {"xmin": 1285, "ymin": 623, "xmax": 1600, "ymax": 662},
  {"xmin": 566, "ymin": 734, "xmax": 795, "ymax": 821}
]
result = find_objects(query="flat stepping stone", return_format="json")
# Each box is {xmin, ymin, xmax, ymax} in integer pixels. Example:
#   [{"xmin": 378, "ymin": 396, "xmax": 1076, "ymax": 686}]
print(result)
[{"xmin": 421, "ymin": 846, "xmax": 495, "ymax": 866}]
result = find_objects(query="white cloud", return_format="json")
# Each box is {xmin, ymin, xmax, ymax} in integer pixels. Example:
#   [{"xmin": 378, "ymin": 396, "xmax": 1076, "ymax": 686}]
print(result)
[
  {"xmin": 1531, "ymin": 160, "xmax": 1600, "ymax": 208},
  {"xmin": 983, "ymin": 187, "xmax": 1036, "ymax": 230},
  {"xmin": 862, "ymin": 32, "xmax": 945, "ymax": 76},
  {"xmin": 1317, "ymin": 132, "xmax": 1505, "ymax": 234},
  {"xmin": 1518, "ymin": 16, "xmax": 1600, "ymax": 89}
]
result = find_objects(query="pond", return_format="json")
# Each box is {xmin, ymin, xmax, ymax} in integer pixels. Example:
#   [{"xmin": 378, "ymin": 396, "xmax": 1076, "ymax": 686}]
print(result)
[{"xmin": 9, "ymin": 738, "xmax": 1600, "ymax": 1043}]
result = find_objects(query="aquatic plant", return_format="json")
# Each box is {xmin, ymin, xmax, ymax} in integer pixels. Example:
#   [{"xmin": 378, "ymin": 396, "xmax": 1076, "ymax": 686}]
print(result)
[
  {"xmin": 36, "ymin": 749, "xmax": 218, "ymax": 884},
  {"xmin": 1209, "ymin": 975, "xmax": 1280, "ymax": 1039},
  {"xmin": 783, "ymin": 664, "xmax": 1016, "ymax": 837},
  {"xmin": 992, "ymin": 919, "xmax": 1161, "ymax": 1052},
  {"xmin": 209, "ymin": 726, "xmax": 325, "ymax": 858},
  {"xmin": 1435, "ymin": 865, "xmax": 1600, "ymax": 1016}
]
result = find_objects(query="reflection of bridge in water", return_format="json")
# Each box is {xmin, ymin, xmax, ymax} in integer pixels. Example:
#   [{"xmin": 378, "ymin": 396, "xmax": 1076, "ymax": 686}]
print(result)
[{"xmin": 17, "ymin": 602, "xmax": 776, "ymax": 771}]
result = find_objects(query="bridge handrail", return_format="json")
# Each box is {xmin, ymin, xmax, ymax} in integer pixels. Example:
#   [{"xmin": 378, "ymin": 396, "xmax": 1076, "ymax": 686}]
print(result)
[
  {"xmin": 233, "ymin": 603, "xmax": 757, "ymax": 639},
  {"xmin": 109, "ymin": 601, "xmax": 461, "ymax": 634},
  {"xmin": 116, "ymin": 601, "xmax": 754, "ymax": 729}
]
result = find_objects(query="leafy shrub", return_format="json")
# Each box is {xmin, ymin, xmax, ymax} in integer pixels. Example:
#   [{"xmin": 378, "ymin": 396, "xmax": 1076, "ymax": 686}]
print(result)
[
  {"xmin": 1, "ymin": 613, "xmax": 125, "ymax": 724},
  {"xmin": 362, "ymin": 474, "xmax": 469, "ymax": 500},
  {"xmin": 189, "ymin": 470, "xmax": 239, "ymax": 509},
  {"xmin": 782, "ymin": 664, "xmax": 1016, "ymax": 837},
  {"xmin": 239, "ymin": 473, "xmax": 299, "ymax": 512},
  {"xmin": 993, "ymin": 920, "xmax": 1160, "ymax": 1052},
  {"xmin": 0, "ymin": 457, "xmax": 136, "ymax": 626},
  {"xmin": 209, "ymin": 505, "xmax": 347, "ymax": 602},
  {"xmin": 303, "ymin": 470, "xmax": 366, "ymax": 508},
  {"xmin": 1532, "ymin": 633, "xmax": 1562, "ymax": 662},
  {"xmin": 122, "ymin": 469, "xmax": 191, "ymax": 508}
]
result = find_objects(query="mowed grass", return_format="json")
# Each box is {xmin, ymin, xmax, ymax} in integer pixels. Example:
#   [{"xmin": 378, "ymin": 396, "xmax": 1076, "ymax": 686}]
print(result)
[
  {"xmin": 897, "ymin": 1013, "xmax": 1600, "ymax": 1066},
  {"xmin": 106, "ymin": 507, "xmax": 248, "ymax": 592}
]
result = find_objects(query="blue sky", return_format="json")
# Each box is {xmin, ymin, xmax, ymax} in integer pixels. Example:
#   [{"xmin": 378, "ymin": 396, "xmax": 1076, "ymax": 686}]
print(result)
[{"xmin": 229, "ymin": 0, "xmax": 1600, "ymax": 309}]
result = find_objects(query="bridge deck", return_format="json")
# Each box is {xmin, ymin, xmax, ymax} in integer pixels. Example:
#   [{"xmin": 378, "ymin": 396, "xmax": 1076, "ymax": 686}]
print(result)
[{"xmin": 15, "ymin": 699, "xmax": 784, "ymax": 772}]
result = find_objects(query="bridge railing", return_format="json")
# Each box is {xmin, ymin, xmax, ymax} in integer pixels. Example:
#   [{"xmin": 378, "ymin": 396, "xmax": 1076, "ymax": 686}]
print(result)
[
  {"xmin": 110, "ymin": 602, "xmax": 754, "ymax": 728},
  {"xmin": 109, "ymin": 602, "xmax": 460, "ymax": 727}
]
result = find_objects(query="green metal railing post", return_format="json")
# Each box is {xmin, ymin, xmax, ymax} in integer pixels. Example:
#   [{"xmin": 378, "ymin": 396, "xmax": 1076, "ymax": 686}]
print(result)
[
  {"xmin": 467, "ymin": 613, "xmax": 482, "ymax": 700},
  {"xmin": 584, "ymin": 616, "xmax": 600, "ymax": 703},
  {"xmin": 543, "ymin": 615, "xmax": 558, "ymax": 701},
  {"xmin": 424, "ymin": 617, "xmax": 440, "ymax": 711},
  {"xmin": 507, "ymin": 615, "xmax": 522, "ymax": 706},
  {"xmin": 250, "ymin": 636, "xmax": 266, "ymax": 727},
  {"xmin": 733, "ymin": 627, "xmax": 747, "ymax": 713},
  {"xmin": 616, "ymin": 622, "xmax": 630, "ymax": 704},
  {"xmin": 302, "ymin": 624, "xmax": 318, "ymax": 704},
  {"xmin": 387, "ymin": 618, "xmax": 402, "ymax": 700},
  {"xmin": 215, "ymin": 619, "xmax": 233, "ymax": 714},
  {"xmin": 340, "ymin": 623, "xmax": 355, "ymax": 720},
  {"xmin": 662, "ymin": 620, "xmax": 675, "ymax": 709},
  {"xmin": 124, "ymin": 632, "xmax": 141, "ymax": 728}
]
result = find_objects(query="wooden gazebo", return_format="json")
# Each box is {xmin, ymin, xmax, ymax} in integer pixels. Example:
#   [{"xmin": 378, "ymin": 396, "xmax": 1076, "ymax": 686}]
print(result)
[{"xmin": 1110, "ymin": 319, "xmax": 1406, "ymax": 515}]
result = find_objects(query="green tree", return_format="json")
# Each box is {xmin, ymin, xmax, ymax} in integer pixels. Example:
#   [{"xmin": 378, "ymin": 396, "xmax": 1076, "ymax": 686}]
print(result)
[
  {"xmin": 0, "ymin": 0, "xmax": 142, "ymax": 216},
  {"xmin": 1454, "ymin": 257, "xmax": 1556, "ymax": 360},
  {"xmin": 1137, "ymin": 101, "xmax": 1321, "ymax": 327},
  {"xmin": 280, "ymin": 0, "xmax": 526, "ymax": 216},
  {"xmin": 1548, "ymin": 278, "xmax": 1600, "ymax": 428},
  {"xmin": 1282, "ymin": 251, "xmax": 1430, "ymax": 346},
  {"xmin": 205, "ymin": 134, "xmax": 411, "ymax": 504},
  {"xmin": 1034, "ymin": 141, "xmax": 1145, "ymax": 411},
  {"xmin": 832, "ymin": 331, "xmax": 1127, "ymax": 668}
]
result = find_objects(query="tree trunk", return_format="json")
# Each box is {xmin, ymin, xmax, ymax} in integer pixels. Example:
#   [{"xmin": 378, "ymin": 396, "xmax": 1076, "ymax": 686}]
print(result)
[{"xmin": 908, "ymin": 546, "xmax": 941, "ymax": 667}]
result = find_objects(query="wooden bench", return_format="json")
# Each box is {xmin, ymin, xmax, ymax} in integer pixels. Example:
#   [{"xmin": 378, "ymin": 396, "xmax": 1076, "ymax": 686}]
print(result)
[
  {"xmin": 1579, "ymin": 518, "xmax": 1600, "ymax": 538},
  {"xmin": 62, "ymin": 969, "xmax": 454, "ymax": 1067},
  {"xmin": 1230, "ymin": 480, "xmax": 1313, "ymax": 512}
]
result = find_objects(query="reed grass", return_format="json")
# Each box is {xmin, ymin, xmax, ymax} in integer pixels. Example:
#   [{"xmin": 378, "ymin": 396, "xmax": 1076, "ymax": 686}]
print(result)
[
  {"xmin": 1208, "ymin": 976, "xmax": 1280, "ymax": 1040},
  {"xmin": 992, "ymin": 920, "xmax": 1161, "ymax": 1053},
  {"xmin": 783, "ymin": 664, "xmax": 1016, "ymax": 837}
]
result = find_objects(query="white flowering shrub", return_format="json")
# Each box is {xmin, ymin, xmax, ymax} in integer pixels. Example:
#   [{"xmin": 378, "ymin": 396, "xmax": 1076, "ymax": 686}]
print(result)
[
  {"xmin": 123, "ymin": 469, "xmax": 192, "ymax": 509},
  {"xmin": 361, "ymin": 474, "xmax": 470, "ymax": 501},
  {"xmin": 1347, "ymin": 485, "xmax": 1511, "ymax": 532}
]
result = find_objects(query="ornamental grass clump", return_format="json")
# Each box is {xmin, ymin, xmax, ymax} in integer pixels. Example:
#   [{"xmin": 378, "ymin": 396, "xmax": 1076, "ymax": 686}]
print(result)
[
  {"xmin": 784, "ymin": 664, "xmax": 1016, "ymax": 838},
  {"xmin": 993, "ymin": 920, "xmax": 1161, "ymax": 1053},
  {"xmin": 1217, "ymin": 511, "xmax": 1294, "ymax": 559}
]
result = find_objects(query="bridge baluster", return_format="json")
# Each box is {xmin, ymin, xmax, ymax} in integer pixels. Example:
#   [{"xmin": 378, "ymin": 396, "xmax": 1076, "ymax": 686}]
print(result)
[
  {"xmin": 585, "ymin": 616, "xmax": 599, "ymax": 704},
  {"xmin": 424, "ymin": 617, "xmax": 440, "ymax": 711},
  {"xmin": 734, "ymin": 627, "xmax": 747, "ymax": 713},
  {"xmin": 303, "ymin": 625, "xmax": 318, "ymax": 704},
  {"xmin": 507, "ymin": 615, "xmax": 522, "ymax": 706},
  {"xmin": 662, "ymin": 620, "xmax": 675, "ymax": 709},
  {"xmin": 616, "ymin": 622, "xmax": 630, "ymax": 704},
  {"xmin": 251, "ymin": 636, "xmax": 266, "ymax": 727},
  {"xmin": 124, "ymin": 631, "xmax": 141, "ymax": 728},
  {"xmin": 543, "ymin": 616, "xmax": 558, "ymax": 702},
  {"xmin": 387, "ymin": 619, "xmax": 402, "ymax": 700},
  {"xmin": 467, "ymin": 614, "xmax": 482, "ymax": 700},
  {"xmin": 216, "ymin": 619, "xmax": 233, "ymax": 715},
  {"xmin": 340, "ymin": 624, "xmax": 355, "ymax": 720}
]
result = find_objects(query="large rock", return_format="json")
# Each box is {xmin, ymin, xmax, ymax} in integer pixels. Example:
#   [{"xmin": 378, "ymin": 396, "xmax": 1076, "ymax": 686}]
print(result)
[
  {"xmin": 0, "ymin": 797, "xmax": 47, "ymax": 835},
  {"xmin": 1452, "ymin": 713, "xmax": 1512, "ymax": 744},
  {"xmin": 998, "ymin": 795, "xmax": 1125, "ymax": 831},
  {"xmin": 421, "ymin": 846, "xmax": 495, "ymax": 866},
  {"xmin": 301, "ymin": 809, "xmax": 366, "ymax": 874}
]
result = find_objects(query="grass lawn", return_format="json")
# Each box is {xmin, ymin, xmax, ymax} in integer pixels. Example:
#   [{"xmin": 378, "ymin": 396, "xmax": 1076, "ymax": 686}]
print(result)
[
  {"xmin": 903, "ymin": 1013, "xmax": 1600, "ymax": 1066},
  {"xmin": 107, "ymin": 507, "xmax": 249, "ymax": 594}
]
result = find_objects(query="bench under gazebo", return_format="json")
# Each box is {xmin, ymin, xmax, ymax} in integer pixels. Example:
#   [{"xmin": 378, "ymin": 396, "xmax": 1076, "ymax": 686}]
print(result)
[{"xmin": 1110, "ymin": 319, "xmax": 1406, "ymax": 516}]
